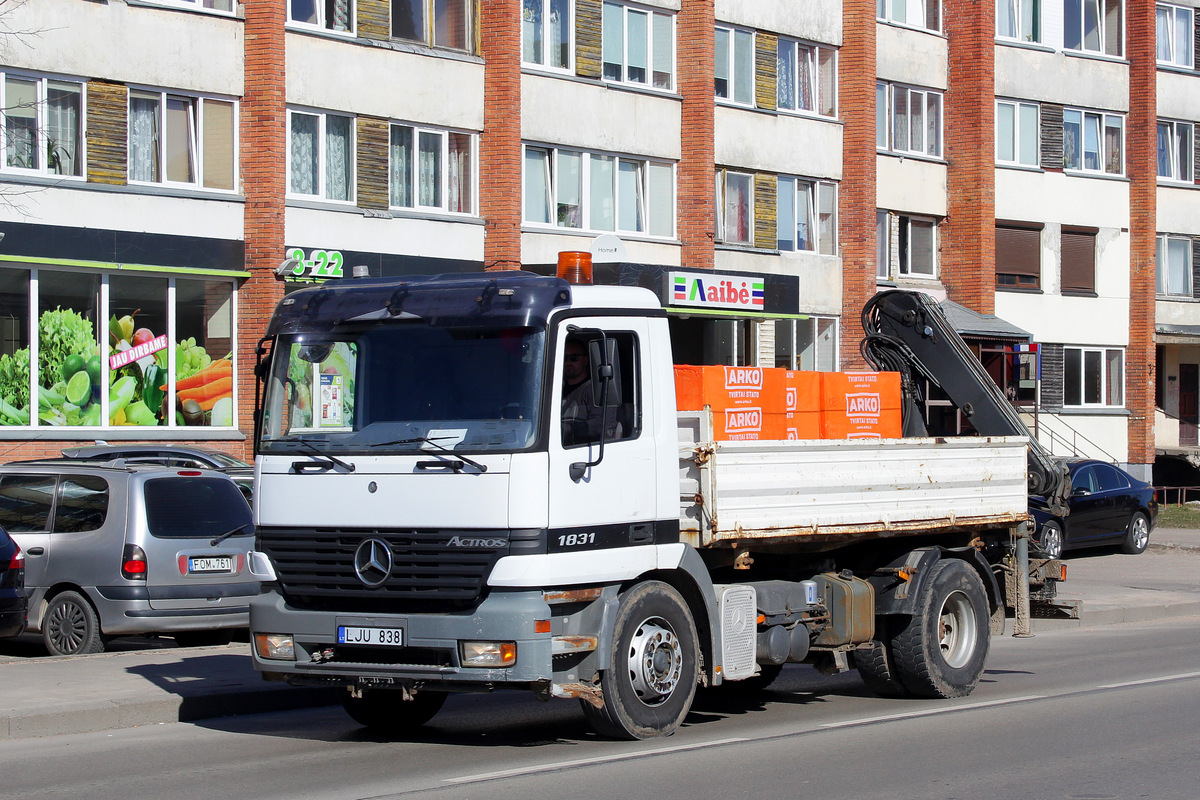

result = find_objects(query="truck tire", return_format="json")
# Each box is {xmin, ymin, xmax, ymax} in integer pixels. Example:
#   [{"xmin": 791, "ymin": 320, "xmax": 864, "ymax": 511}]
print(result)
[
  {"xmin": 854, "ymin": 618, "xmax": 910, "ymax": 698},
  {"xmin": 1121, "ymin": 512, "xmax": 1150, "ymax": 555},
  {"xmin": 891, "ymin": 559, "xmax": 989, "ymax": 698},
  {"xmin": 43, "ymin": 590, "xmax": 105, "ymax": 657},
  {"xmin": 582, "ymin": 581, "xmax": 699, "ymax": 740},
  {"xmin": 340, "ymin": 688, "xmax": 446, "ymax": 734}
]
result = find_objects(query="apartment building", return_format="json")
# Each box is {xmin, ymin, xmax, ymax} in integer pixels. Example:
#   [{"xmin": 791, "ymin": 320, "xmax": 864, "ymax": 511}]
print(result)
[{"xmin": 0, "ymin": 0, "xmax": 1195, "ymax": 483}]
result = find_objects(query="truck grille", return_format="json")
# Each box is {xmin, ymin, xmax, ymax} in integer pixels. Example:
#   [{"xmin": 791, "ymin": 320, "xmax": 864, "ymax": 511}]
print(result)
[{"xmin": 258, "ymin": 527, "xmax": 513, "ymax": 613}]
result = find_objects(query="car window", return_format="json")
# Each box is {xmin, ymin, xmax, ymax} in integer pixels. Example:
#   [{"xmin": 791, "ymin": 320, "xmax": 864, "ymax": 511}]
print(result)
[
  {"xmin": 53, "ymin": 475, "xmax": 109, "ymax": 533},
  {"xmin": 0, "ymin": 474, "xmax": 57, "ymax": 532},
  {"xmin": 1093, "ymin": 464, "xmax": 1129, "ymax": 492},
  {"xmin": 1071, "ymin": 467, "xmax": 1097, "ymax": 494},
  {"xmin": 142, "ymin": 477, "xmax": 252, "ymax": 539}
]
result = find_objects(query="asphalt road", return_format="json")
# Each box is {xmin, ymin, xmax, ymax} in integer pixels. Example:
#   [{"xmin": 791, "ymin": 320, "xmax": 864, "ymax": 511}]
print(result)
[{"xmin": 1, "ymin": 616, "xmax": 1196, "ymax": 800}]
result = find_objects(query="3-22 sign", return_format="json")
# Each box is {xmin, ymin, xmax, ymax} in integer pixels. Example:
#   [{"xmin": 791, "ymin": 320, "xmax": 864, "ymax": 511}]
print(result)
[{"xmin": 286, "ymin": 248, "xmax": 344, "ymax": 281}]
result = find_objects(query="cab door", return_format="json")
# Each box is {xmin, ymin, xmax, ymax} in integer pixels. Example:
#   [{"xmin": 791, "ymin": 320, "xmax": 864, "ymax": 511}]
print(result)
[{"xmin": 547, "ymin": 318, "xmax": 660, "ymax": 551}]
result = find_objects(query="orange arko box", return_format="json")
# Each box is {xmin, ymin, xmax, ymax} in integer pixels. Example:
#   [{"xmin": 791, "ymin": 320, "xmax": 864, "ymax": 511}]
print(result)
[
  {"xmin": 820, "ymin": 371, "xmax": 902, "ymax": 439},
  {"xmin": 674, "ymin": 365, "xmax": 819, "ymax": 440}
]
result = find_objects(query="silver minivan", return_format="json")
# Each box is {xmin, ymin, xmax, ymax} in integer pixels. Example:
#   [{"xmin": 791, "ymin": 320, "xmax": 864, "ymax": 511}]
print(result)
[{"xmin": 0, "ymin": 461, "xmax": 258, "ymax": 656}]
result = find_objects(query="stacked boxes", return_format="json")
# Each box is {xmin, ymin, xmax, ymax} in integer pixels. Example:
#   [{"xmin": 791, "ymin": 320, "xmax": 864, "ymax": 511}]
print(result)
[{"xmin": 674, "ymin": 366, "xmax": 900, "ymax": 441}]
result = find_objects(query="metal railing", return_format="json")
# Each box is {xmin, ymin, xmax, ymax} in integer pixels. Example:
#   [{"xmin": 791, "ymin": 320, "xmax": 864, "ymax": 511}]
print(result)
[
  {"xmin": 1155, "ymin": 485, "xmax": 1200, "ymax": 505},
  {"xmin": 1021, "ymin": 411, "xmax": 1120, "ymax": 464}
]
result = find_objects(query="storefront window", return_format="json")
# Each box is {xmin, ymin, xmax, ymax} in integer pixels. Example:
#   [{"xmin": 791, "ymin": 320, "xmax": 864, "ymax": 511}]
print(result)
[
  {"xmin": 108, "ymin": 275, "xmax": 169, "ymax": 426},
  {"xmin": 175, "ymin": 279, "xmax": 234, "ymax": 428},
  {"xmin": 0, "ymin": 270, "xmax": 30, "ymax": 427},
  {"xmin": 36, "ymin": 271, "xmax": 102, "ymax": 427},
  {"xmin": 775, "ymin": 318, "xmax": 838, "ymax": 371}
]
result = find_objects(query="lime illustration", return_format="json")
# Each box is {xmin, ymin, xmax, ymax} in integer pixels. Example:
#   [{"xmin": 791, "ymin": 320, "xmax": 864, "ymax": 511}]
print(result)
[
  {"xmin": 65, "ymin": 370, "xmax": 91, "ymax": 406},
  {"xmin": 86, "ymin": 355, "xmax": 103, "ymax": 386},
  {"xmin": 61, "ymin": 354, "xmax": 86, "ymax": 382}
]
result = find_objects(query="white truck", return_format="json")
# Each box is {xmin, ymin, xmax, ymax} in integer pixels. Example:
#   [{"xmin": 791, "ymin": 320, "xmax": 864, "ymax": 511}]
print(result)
[{"xmin": 248, "ymin": 269, "xmax": 1061, "ymax": 740}]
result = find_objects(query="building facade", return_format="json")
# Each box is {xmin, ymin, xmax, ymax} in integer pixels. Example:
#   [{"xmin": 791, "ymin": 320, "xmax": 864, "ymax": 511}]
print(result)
[{"xmin": 0, "ymin": 0, "xmax": 1196, "ymax": 481}]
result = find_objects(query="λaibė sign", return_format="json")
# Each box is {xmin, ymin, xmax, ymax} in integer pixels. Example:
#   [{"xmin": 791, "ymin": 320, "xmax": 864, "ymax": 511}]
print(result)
[{"xmin": 670, "ymin": 271, "xmax": 764, "ymax": 311}]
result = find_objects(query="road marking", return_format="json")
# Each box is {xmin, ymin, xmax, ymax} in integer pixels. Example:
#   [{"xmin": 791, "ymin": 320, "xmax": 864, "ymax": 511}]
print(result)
[
  {"xmin": 444, "ymin": 737, "xmax": 749, "ymax": 784},
  {"xmin": 1099, "ymin": 671, "xmax": 1200, "ymax": 689},
  {"xmin": 818, "ymin": 695, "xmax": 1048, "ymax": 729}
]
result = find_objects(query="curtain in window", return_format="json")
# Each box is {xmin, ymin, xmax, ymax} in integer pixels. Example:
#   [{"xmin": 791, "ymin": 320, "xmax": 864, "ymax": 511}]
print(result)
[
  {"xmin": 1105, "ymin": 350, "xmax": 1122, "ymax": 406},
  {"xmin": 1103, "ymin": 116, "xmax": 1121, "ymax": 174},
  {"xmin": 876, "ymin": 84, "xmax": 888, "ymax": 148},
  {"xmin": 325, "ymin": 115, "xmax": 351, "ymax": 201},
  {"xmin": 418, "ymin": 130, "xmax": 441, "ymax": 207},
  {"xmin": 165, "ymin": 96, "xmax": 196, "ymax": 184},
  {"xmin": 796, "ymin": 45, "xmax": 813, "ymax": 111},
  {"xmin": 390, "ymin": 126, "xmax": 413, "ymax": 207},
  {"xmin": 1063, "ymin": 110, "xmax": 1081, "ymax": 168},
  {"xmin": 910, "ymin": 92, "xmax": 926, "ymax": 153},
  {"xmin": 523, "ymin": 0, "xmax": 543, "ymax": 63},
  {"xmin": 733, "ymin": 30, "xmax": 753, "ymax": 104},
  {"xmin": 652, "ymin": 13, "xmax": 672, "ymax": 89},
  {"xmin": 523, "ymin": 147, "xmax": 551, "ymax": 223},
  {"xmin": 1167, "ymin": 237, "xmax": 1192, "ymax": 295},
  {"xmin": 1176, "ymin": 7, "xmax": 1193, "ymax": 66},
  {"xmin": 818, "ymin": 49, "xmax": 836, "ymax": 116},
  {"xmin": 893, "ymin": 88, "xmax": 909, "ymax": 151},
  {"xmin": 724, "ymin": 173, "xmax": 751, "ymax": 243},
  {"xmin": 331, "ymin": 0, "xmax": 351, "ymax": 31},
  {"xmin": 617, "ymin": 159, "xmax": 644, "ymax": 232},
  {"xmin": 289, "ymin": 113, "xmax": 318, "ymax": 194},
  {"xmin": 448, "ymin": 132, "xmax": 471, "ymax": 213},
  {"xmin": 795, "ymin": 181, "xmax": 812, "ymax": 250},
  {"xmin": 926, "ymin": 93, "xmax": 940, "ymax": 156},
  {"xmin": 1157, "ymin": 6, "xmax": 1173, "ymax": 60},
  {"xmin": 557, "ymin": 149, "xmax": 582, "ymax": 227},
  {"xmin": 714, "ymin": 28, "xmax": 730, "ymax": 97},
  {"xmin": 552, "ymin": 0, "xmax": 571, "ymax": 68},
  {"xmin": 998, "ymin": 0, "xmax": 1017, "ymax": 38},
  {"xmin": 46, "ymin": 84, "xmax": 81, "ymax": 176},
  {"xmin": 627, "ymin": 10, "xmax": 648, "ymax": 84},
  {"xmin": 1083, "ymin": 113, "xmax": 1100, "ymax": 170},
  {"xmin": 777, "ymin": 42, "xmax": 795, "ymax": 110},
  {"xmin": 1082, "ymin": 0, "xmax": 1101, "ymax": 50},
  {"xmin": 1158, "ymin": 122, "xmax": 1172, "ymax": 176},
  {"xmin": 130, "ymin": 95, "xmax": 161, "ymax": 182},
  {"xmin": 202, "ymin": 100, "xmax": 235, "ymax": 190},
  {"xmin": 4, "ymin": 78, "xmax": 37, "ymax": 169},
  {"xmin": 603, "ymin": 2, "xmax": 624, "ymax": 81}
]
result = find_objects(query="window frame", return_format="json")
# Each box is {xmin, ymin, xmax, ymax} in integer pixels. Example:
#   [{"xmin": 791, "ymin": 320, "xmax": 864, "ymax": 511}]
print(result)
[
  {"xmin": 715, "ymin": 168, "xmax": 754, "ymax": 245},
  {"xmin": 1, "ymin": 71, "xmax": 86, "ymax": 180},
  {"xmin": 714, "ymin": 24, "xmax": 755, "ymax": 107},
  {"xmin": 996, "ymin": 0, "xmax": 1040, "ymax": 42},
  {"xmin": 141, "ymin": 0, "xmax": 237, "ymax": 15},
  {"xmin": 522, "ymin": 0, "xmax": 574, "ymax": 72},
  {"xmin": 126, "ymin": 88, "xmax": 238, "ymax": 192},
  {"xmin": 288, "ymin": 0, "xmax": 356, "ymax": 35},
  {"xmin": 876, "ymin": 82, "xmax": 944, "ymax": 159},
  {"xmin": 776, "ymin": 38, "xmax": 837, "ymax": 118},
  {"xmin": 286, "ymin": 107, "xmax": 356, "ymax": 203},
  {"xmin": 1063, "ymin": 0, "xmax": 1123, "ymax": 57},
  {"xmin": 776, "ymin": 176, "xmax": 838, "ymax": 255},
  {"xmin": 877, "ymin": 0, "xmax": 942, "ymax": 32},
  {"xmin": 1156, "ymin": 2, "xmax": 1194, "ymax": 68},
  {"xmin": 602, "ymin": 1, "xmax": 676, "ymax": 91},
  {"xmin": 995, "ymin": 223, "xmax": 1043, "ymax": 290},
  {"xmin": 1157, "ymin": 118, "xmax": 1194, "ymax": 183},
  {"xmin": 1156, "ymin": 233, "xmax": 1194, "ymax": 298},
  {"xmin": 774, "ymin": 317, "xmax": 839, "ymax": 372},
  {"xmin": 1063, "ymin": 108, "xmax": 1124, "ymax": 176},
  {"xmin": 1063, "ymin": 346, "xmax": 1124, "ymax": 407},
  {"xmin": 996, "ymin": 99, "xmax": 1040, "ymax": 167},
  {"xmin": 390, "ymin": 0, "xmax": 475, "ymax": 50},
  {"xmin": 388, "ymin": 122, "xmax": 476, "ymax": 215}
]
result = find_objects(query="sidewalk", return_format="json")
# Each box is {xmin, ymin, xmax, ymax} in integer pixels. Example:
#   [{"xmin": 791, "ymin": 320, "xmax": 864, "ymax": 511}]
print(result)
[{"xmin": 0, "ymin": 530, "xmax": 1197, "ymax": 741}]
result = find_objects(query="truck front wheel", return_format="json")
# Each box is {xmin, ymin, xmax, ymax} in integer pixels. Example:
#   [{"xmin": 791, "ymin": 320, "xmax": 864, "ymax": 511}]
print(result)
[
  {"xmin": 582, "ymin": 581, "xmax": 699, "ymax": 740},
  {"xmin": 891, "ymin": 559, "xmax": 990, "ymax": 698},
  {"xmin": 340, "ymin": 688, "xmax": 446, "ymax": 734}
]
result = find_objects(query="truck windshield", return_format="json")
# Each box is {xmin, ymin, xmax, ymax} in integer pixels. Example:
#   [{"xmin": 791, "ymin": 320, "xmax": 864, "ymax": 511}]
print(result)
[{"xmin": 259, "ymin": 324, "xmax": 545, "ymax": 455}]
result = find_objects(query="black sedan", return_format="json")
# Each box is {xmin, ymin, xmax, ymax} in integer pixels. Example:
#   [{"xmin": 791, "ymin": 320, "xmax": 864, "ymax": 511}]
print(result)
[
  {"xmin": 0, "ymin": 526, "xmax": 26, "ymax": 638},
  {"xmin": 1031, "ymin": 459, "xmax": 1158, "ymax": 559}
]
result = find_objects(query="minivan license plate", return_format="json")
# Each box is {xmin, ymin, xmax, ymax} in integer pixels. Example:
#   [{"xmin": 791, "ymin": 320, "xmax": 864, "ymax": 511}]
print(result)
[
  {"xmin": 338, "ymin": 626, "xmax": 404, "ymax": 647},
  {"xmin": 189, "ymin": 556, "xmax": 234, "ymax": 573}
]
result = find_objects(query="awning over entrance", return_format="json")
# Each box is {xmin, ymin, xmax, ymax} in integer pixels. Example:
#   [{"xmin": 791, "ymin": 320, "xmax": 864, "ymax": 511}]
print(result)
[
  {"xmin": 938, "ymin": 300, "xmax": 1032, "ymax": 343},
  {"xmin": 1155, "ymin": 324, "xmax": 1200, "ymax": 345}
]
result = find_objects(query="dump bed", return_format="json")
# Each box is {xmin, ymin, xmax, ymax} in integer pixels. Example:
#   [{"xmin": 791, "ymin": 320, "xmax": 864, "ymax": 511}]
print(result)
[{"xmin": 677, "ymin": 411, "xmax": 1029, "ymax": 549}]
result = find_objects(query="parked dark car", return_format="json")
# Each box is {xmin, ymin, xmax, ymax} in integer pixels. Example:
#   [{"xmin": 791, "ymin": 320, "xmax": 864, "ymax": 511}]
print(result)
[
  {"xmin": 0, "ymin": 526, "xmax": 27, "ymax": 638},
  {"xmin": 1031, "ymin": 459, "xmax": 1158, "ymax": 559},
  {"xmin": 57, "ymin": 444, "xmax": 253, "ymax": 502}
]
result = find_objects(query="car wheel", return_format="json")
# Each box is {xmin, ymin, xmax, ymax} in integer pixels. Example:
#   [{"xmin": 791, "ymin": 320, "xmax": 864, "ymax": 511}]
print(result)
[
  {"xmin": 1121, "ymin": 512, "xmax": 1150, "ymax": 555},
  {"xmin": 43, "ymin": 590, "xmax": 105, "ymax": 657},
  {"xmin": 174, "ymin": 630, "xmax": 235, "ymax": 648},
  {"xmin": 1037, "ymin": 520, "xmax": 1065, "ymax": 559},
  {"xmin": 340, "ymin": 688, "xmax": 446, "ymax": 734}
]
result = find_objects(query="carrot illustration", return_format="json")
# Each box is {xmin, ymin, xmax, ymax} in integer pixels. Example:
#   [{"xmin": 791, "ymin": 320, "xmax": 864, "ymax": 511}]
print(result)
[
  {"xmin": 163, "ymin": 358, "xmax": 232, "ymax": 392},
  {"xmin": 177, "ymin": 376, "xmax": 233, "ymax": 410}
]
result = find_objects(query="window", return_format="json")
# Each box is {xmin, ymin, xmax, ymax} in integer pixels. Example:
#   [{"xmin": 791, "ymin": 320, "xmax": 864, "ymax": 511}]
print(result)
[
  {"xmin": 777, "ymin": 177, "xmax": 837, "ymax": 255},
  {"xmin": 288, "ymin": 109, "xmax": 354, "ymax": 202},
  {"xmin": 560, "ymin": 331, "xmax": 640, "ymax": 447},
  {"xmin": 1157, "ymin": 234, "xmax": 1193, "ymax": 297},
  {"xmin": 1063, "ymin": 346, "xmax": 1123, "ymax": 406},
  {"xmin": 1064, "ymin": 0, "xmax": 1122, "ymax": 56},
  {"xmin": 1063, "ymin": 108, "xmax": 1123, "ymax": 175},
  {"xmin": 1, "ymin": 73, "xmax": 83, "ymax": 177},
  {"xmin": 1157, "ymin": 3, "xmax": 1194, "ymax": 67},
  {"xmin": 523, "ymin": 0, "xmax": 572, "ymax": 70},
  {"xmin": 996, "ymin": 100, "xmax": 1039, "ymax": 167},
  {"xmin": 392, "ymin": 0, "xmax": 473, "ymax": 50},
  {"xmin": 714, "ymin": 25, "xmax": 754, "ymax": 105},
  {"xmin": 290, "ymin": 0, "xmax": 354, "ymax": 32},
  {"xmin": 775, "ymin": 318, "xmax": 838, "ymax": 371},
  {"xmin": 523, "ymin": 145, "xmax": 674, "ymax": 237},
  {"xmin": 603, "ymin": 2, "xmax": 675, "ymax": 90},
  {"xmin": 716, "ymin": 169, "xmax": 753, "ymax": 244},
  {"xmin": 878, "ymin": 213, "xmax": 937, "ymax": 278},
  {"xmin": 777, "ymin": 40, "xmax": 836, "ymax": 117},
  {"xmin": 997, "ymin": 0, "xmax": 1040, "ymax": 41},
  {"xmin": 1061, "ymin": 228, "xmax": 1096, "ymax": 293},
  {"xmin": 146, "ymin": 0, "xmax": 235, "ymax": 13},
  {"xmin": 996, "ymin": 224, "xmax": 1042, "ymax": 289},
  {"xmin": 0, "ymin": 475, "xmax": 56, "ymax": 532},
  {"xmin": 129, "ymin": 90, "xmax": 236, "ymax": 190},
  {"xmin": 390, "ymin": 124, "xmax": 474, "ymax": 214},
  {"xmin": 877, "ymin": 0, "xmax": 941, "ymax": 32},
  {"xmin": 1157, "ymin": 119, "xmax": 1193, "ymax": 182},
  {"xmin": 877, "ymin": 82, "xmax": 943, "ymax": 158},
  {"xmin": 53, "ymin": 476, "xmax": 109, "ymax": 533}
]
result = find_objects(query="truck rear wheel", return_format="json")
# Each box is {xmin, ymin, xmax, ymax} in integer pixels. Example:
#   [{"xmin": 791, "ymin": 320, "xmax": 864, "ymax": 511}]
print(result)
[
  {"xmin": 854, "ymin": 618, "xmax": 911, "ymax": 698},
  {"xmin": 891, "ymin": 559, "xmax": 989, "ymax": 698},
  {"xmin": 340, "ymin": 688, "xmax": 446, "ymax": 734},
  {"xmin": 582, "ymin": 581, "xmax": 699, "ymax": 740}
]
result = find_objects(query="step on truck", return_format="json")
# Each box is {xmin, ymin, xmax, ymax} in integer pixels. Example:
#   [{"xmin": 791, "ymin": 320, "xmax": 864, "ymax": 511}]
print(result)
[{"xmin": 247, "ymin": 263, "xmax": 1065, "ymax": 740}]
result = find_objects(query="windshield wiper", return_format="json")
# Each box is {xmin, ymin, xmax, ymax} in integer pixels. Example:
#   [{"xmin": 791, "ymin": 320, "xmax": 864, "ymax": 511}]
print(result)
[
  {"xmin": 210, "ymin": 522, "xmax": 252, "ymax": 547},
  {"xmin": 292, "ymin": 439, "xmax": 356, "ymax": 472},
  {"xmin": 371, "ymin": 436, "xmax": 488, "ymax": 473}
]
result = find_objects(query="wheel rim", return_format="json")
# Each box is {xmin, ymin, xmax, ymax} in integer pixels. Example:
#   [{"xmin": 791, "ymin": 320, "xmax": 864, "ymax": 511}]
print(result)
[
  {"xmin": 1042, "ymin": 525, "xmax": 1063, "ymax": 559},
  {"xmin": 936, "ymin": 590, "xmax": 977, "ymax": 669},
  {"xmin": 1131, "ymin": 516, "xmax": 1149, "ymax": 550},
  {"xmin": 48, "ymin": 600, "xmax": 87, "ymax": 654},
  {"xmin": 626, "ymin": 617, "xmax": 682, "ymax": 706}
]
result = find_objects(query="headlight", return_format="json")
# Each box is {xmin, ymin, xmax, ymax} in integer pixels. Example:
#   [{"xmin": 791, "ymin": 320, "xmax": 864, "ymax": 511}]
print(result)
[
  {"xmin": 254, "ymin": 633, "xmax": 295, "ymax": 660},
  {"xmin": 460, "ymin": 641, "xmax": 516, "ymax": 667}
]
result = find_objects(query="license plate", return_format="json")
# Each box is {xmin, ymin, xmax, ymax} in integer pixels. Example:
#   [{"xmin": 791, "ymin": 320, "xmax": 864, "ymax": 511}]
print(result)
[
  {"xmin": 188, "ymin": 556, "xmax": 234, "ymax": 573},
  {"xmin": 338, "ymin": 626, "xmax": 404, "ymax": 647}
]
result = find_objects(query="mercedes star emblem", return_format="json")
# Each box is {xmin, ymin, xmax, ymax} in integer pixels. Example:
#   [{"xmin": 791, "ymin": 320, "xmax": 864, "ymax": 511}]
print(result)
[{"xmin": 353, "ymin": 538, "xmax": 393, "ymax": 588}]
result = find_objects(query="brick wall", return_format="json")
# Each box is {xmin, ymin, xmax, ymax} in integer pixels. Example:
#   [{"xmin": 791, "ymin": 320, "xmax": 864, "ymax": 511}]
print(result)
[
  {"xmin": 481, "ymin": 0, "xmax": 523, "ymax": 271},
  {"xmin": 941, "ymin": 0, "xmax": 995, "ymax": 314},
  {"xmin": 838, "ymin": 0, "xmax": 876, "ymax": 368},
  {"xmin": 677, "ymin": 0, "xmax": 715, "ymax": 271},
  {"xmin": 1126, "ymin": 0, "xmax": 1157, "ymax": 467}
]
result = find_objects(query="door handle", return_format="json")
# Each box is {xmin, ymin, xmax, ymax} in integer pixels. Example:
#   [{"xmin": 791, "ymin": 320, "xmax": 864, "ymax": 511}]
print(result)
[{"xmin": 26, "ymin": 546, "xmax": 45, "ymax": 556}]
